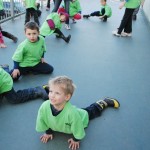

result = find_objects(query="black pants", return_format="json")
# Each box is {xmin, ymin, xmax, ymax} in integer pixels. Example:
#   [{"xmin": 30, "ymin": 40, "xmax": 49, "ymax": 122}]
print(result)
[
  {"xmin": 83, "ymin": 103, "xmax": 103, "ymax": 120},
  {"xmin": 90, "ymin": 9, "xmax": 107, "ymax": 20},
  {"xmin": 25, "ymin": 8, "xmax": 39, "ymax": 25},
  {"xmin": 118, "ymin": 8, "xmax": 135, "ymax": 34},
  {"xmin": 52, "ymin": 0, "xmax": 70, "ymax": 24},
  {"xmin": 1, "ymin": 31, "xmax": 15, "ymax": 40},
  {"xmin": 10, "ymin": 62, "xmax": 54, "ymax": 81},
  {"xmin": 47, "ymin": 0, "xmax": 51, "ymax": 8}
]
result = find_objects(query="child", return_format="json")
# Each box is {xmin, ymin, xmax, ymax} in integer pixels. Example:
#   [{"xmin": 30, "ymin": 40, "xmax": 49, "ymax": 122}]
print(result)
[
  {"xmin": 36, "ymin": 76, "xmax": 120, "ymax": 150},
  {"xmin": 11, "ymin": 22, "xmax": 54, "ymax": 81},
  {"xmin": 40, "ymin": 12, "xmax": 71, "ymax": 43},
  {"xmin": 23, "ymin": 0, "xmax": 40, "ymax": 25},
  {"xmin": 83, "ymin": 0, "xmax": 112, "ymax": 22},
  {"xmin": 0, "ymin": 65, "xmax": 48, "ymax": 103},
  {"xmin": 112, "ymin": 0, "xmax": 141, "ymax": 37},
  {"xmin": 58, "ymin": 0, "xmax": 82, "ymax": 24},
  {"xmin": 0, "ymin": 25, "xmax": 18, "ymax": 48}
]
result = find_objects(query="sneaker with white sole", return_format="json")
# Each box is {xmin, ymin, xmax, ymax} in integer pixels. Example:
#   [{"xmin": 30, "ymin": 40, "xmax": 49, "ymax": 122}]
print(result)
[
  {"xmin": 112, "ymin": 30, "xmax": 121, "ymax": 37},
  {"xmin": 121, "ymin": 32, "xmax": 132, "ymax": 37},
  {"xmin": 65, "ymin": 24, "xmax": 71, "ymax": 30}
]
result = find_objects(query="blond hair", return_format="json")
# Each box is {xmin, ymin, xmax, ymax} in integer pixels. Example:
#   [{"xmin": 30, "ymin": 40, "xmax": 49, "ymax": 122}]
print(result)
[{"xmin": 48, "ymin": 76, "xmax": 76, "ymax": 97}]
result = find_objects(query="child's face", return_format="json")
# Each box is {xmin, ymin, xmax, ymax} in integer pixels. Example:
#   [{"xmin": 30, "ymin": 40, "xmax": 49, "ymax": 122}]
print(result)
[
  {"xmin": 49, "ymin": 84, "xmax": 70, "ymax": 109},
  {"xmin": 25, "ymin": 28, "xmax": 39, "ymax": 43},
  {"xmin": 60, "ymin": 15, "xmax": 66, "ymax": 22},
  {"xmin": 100, "ymin": 0, "xmax": 106, "ymax": 5}
]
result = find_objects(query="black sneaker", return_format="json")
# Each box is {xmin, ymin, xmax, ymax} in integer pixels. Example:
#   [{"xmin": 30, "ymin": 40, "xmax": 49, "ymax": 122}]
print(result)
[
  {"xmin": 83, "ymin": 15, "xmax": 90, "ymax": 19},
  {"xmin": 65, "ymin": 35, "xmax": 71, "ymax": 43},
  {"xmin": 43, "ymin": 84, "xmax": 49, "ymax": 94},
  {"xmin": 103, "ymin": 97, "xmax": 120, "ymax": 108}
]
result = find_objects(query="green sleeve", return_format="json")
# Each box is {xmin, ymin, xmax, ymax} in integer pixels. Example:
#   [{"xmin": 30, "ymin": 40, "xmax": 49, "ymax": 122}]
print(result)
[
  {"xmin": 12, "ymin": 43, "xmax": 25, "ymax": 62},
  {"xmin": 76, "ymin": 0, "xmax": 81, "ymax": 12},
  {"xmin": 36, "ymin": 105, "xmax": 49, "ymax": 132}
]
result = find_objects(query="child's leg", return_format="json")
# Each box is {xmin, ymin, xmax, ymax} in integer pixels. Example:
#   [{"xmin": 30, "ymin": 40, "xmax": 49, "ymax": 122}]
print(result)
[
  {"xmin": 52, "ymin": 0, "xmax": 62, "ymax": 12},
  {"xmin": 54, "ymin": 28, "xmax": 71, "ymax": 43},
  {"xmin": 83, "ymin": 97, "xmax": 120, "ymax": 120},
  {"xmin": 4, "ymin": 87, "xmax": 48, "ymax": 104},
  {"xmin": 25, "ymin": 9, "xmax": 31, "ymax": 24},
  {"xmin": 117, "ymin": 8, "xmax": 134, "ymax": 34},
  {"xmin": 1, "ymin": 31, "xmax": 18, "ymax": 43},
  {"xmin": 64, "ymin": 0, "xmax": 70, "ymax": 25},
  {"xmin": 124, "ymin": 11, "xmax": 133, "ymax": 33},
  {"xmin": 47, "ymin": 0, "xmax": 51, "ymax": 9},
  {"xmin": 31, "ymin": 62, "xmax": 54, "ymax": 74},
  {"xmin": 132, "ymin": 6, "xmax": 140, "ymax": 20},
  {"xmin": 32, "ymin": 9, "xmax": 40, "ymax": 26},
  {"xmin": 83, "ymin": 11, "xmax": 100, "ymax": 18},
  {"xmin": 0, "ymin": 31, "xmax": 6, "ymax": 48}
]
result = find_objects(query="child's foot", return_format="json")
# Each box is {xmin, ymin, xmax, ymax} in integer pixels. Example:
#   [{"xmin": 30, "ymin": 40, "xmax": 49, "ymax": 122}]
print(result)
[
  {"xmin": 121, "ymin": 32, "xmax": 132, "ymax": 37},
  {"xmin": 0, "ymin": 64, "xmax": 9, "ymax": 72},
  {"xmin": 83, "ymin": 15, "xmax": 90, "ymax": 19},
  {"xmin": 65, "ymin": 35, "xmax": 71, "ymax": 43},
  {"xmin": 43, "ymin": 84, "xmax": 49, "ymax": 94},
  {"xmin": 0, "ymin": 43, "xmax": 7, "ymax": 48},
  {"xmin": 65, "ymin": 24, "xmax": 71, "ymax": 30},
  {"xmin": 46, "ymin": 7, "xmax": 50, "ymax": 11},
  {"xmin": 12, "ymin": 37, "xmax": 18, "ymax": 43},
  {"xmin": 72, "ymin": 18, "xmax": 76, "ymax": 23},
  {"xmin": 96, "ymin": 97, "xmax": 120, "ymax": 109},
  {"xmin": 112, "ymin": 30, "xmax": 121, "ymax": 37}
]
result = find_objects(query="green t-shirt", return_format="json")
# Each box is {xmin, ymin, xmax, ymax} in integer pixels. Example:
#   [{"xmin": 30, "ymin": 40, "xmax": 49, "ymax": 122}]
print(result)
[
  {"xmin": 24, "ymin": 0, "xmax": 37, "ymax": 10},
  {"xmin": 125, "ymin": 0, "xmax": 141, "ymax": 8},
  {"xmin": 36, "ymin": 100, "xmax": 89, "ymax": 140},
  {"xmin": 12, "ymin": 36, "xmax": 46, "ymax": 67},
  {"xmin": 0, "ymin": 68, "xmax": 13, "ymax": 94},
  {"xmin": 68, "ymin": 0, "xmax": 81, "ymax": 17},
  {"xmin": 100, "ymin": 4, "xmax": 112, "ymax": 17},
  {"xmin": 0, "ymin": 0, "xmax": 4, "ymax": 10},
  {"xmin": 40, "ymin": 13, "xmax": 62, "ymax": 37}
]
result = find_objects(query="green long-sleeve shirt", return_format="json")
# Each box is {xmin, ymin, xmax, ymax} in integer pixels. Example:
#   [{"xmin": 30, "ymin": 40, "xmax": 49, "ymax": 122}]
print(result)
[
  {"xmin": 0, "ymin": 68, "xmax": 13, "ymax": 94},
  {"xmin": 36, "ymin": 100, "xmax": 89, "ymax": 140},
  {"xmin": 0, "ymin": 0, "xmax": 4, "ymax": 10}
]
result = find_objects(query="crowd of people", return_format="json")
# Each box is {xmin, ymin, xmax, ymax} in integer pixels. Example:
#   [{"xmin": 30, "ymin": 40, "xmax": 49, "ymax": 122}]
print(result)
[{"xmin": 0, "ymin": 0, "xmax": 144, "ymax": 149}]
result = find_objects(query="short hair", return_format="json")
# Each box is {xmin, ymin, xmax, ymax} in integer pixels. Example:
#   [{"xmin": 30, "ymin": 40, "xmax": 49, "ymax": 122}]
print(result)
[
  {"xmin": 48, "ymin": 76, "xmax": 76, "ymax": 97},
  {"xmin": 24, "ymin": 22, "xmax": 39, "ymax": 32}
]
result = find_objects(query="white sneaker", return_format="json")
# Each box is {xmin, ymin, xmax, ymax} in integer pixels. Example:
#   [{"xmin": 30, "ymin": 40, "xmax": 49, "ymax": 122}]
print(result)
[
  {"xmin": 121, "ymin": 32, "xmax": 132, "ymax": 37},
  {"xmin": 65, "ymin": 24, "xmax": 71, "ymax": 30},
  {"xmin": 112, "ymin": 30, "xmax": 121, "ymax": 37}
]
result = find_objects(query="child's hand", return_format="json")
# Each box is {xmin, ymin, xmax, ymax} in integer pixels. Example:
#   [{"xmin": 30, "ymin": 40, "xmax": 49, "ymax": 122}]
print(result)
[
  {"xmin": 11, "ymin": 69, "xmax": 20, "ymax": 79},
  {"xmin": 40, "ymin": 133, "xmax": 53, "ymax": 143},
  {"xmin": 68, "ymin": 138, "xmax": 80, "ymax": 150},
  {"xmin": 119, "ymin": 1, "xmax": 125, "ymax": 9},
  {"xmin": 41, "ymin": 58, "xmax": 46, "ymax": 63},
  {"xmin": 0, "ymin": 43, "xmax": 7, "ymax": 48}
]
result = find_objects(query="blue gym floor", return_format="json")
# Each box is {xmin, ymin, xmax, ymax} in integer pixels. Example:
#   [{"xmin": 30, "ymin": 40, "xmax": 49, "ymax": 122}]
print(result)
[{"xmin": 0, "ymin": 0, "xmax": 150, "ymax": 150}]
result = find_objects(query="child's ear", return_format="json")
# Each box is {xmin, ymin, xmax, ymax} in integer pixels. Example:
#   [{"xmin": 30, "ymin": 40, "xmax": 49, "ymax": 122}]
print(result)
[{"xmin": 66, "ymin": 94, "xmax": 71, "ymax": 101}]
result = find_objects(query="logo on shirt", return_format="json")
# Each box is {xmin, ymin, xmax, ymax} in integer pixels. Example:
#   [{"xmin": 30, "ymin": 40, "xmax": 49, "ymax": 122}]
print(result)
[{"xmin": 65, "ymin": 123, "xmax": 71, "ymax": 126}]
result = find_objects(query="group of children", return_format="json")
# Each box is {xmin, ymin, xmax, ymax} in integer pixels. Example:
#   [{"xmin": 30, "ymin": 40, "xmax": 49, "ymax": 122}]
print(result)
[{"xmin": 0, "ymin": 0, "xmax": 145, "ymax": 149}]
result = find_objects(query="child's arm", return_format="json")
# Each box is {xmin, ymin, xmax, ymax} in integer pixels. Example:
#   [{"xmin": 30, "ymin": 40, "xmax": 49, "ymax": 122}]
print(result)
[
  {"xmin": 68, "ymin": 138, "xmax": 80, "ymax": 150},
  {"xmin": 119, "ymin": 0, "xmax": 126, "ymax": 9},
  {"xmin": 11, "ymin": 61, "xmax": 20, "ymax": 78}
]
